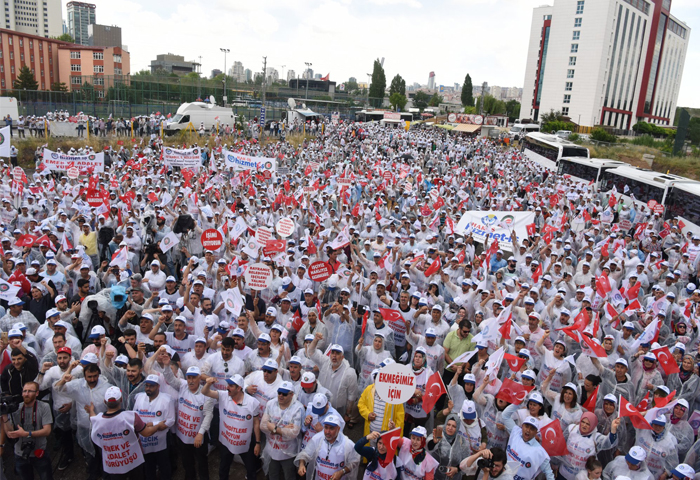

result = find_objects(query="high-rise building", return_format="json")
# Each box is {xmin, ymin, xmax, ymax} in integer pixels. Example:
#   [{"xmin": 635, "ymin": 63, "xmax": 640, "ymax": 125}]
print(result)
[
  {"xmin": 87, "ymin": 24, "xmax": 121, "ymax": 48},
  {"xmin": 231, "ymin": 61, "xmax": 245, "ymax": 83},
  {"xmin": 302, "ymin": 68, "xmax": 313, "ymax": 80},
  {"xmin": 427, "ymin": 71, "xmax": 435, "ymax": 90},
  {"xmin": 287, "ymin": 69, "xmax": 296, "ymax": 82},
  {"xmin": 521, "ymin": 0, "xmax": 689, "ymax": 128},
  {"xmin": 2, "ymin": 0, "xmax": 62, "ymax": 38},
  {"xmin": 66, "ymin": 2, "xmax": 96, "ymax": 46},
  {"xmin": 244, "ymin": 68, "xmax": 252, "ymax": 82},
  {"xmin": 211, "ymin": 69, "xmax": 222, "ymax": 78},
  {"xmin": 266, "ymin": 67, "xmax": 278, "ymax": 83},
  {"xmin": 491, "ymin": 86, "xmax": 502, "ymax": 99}
]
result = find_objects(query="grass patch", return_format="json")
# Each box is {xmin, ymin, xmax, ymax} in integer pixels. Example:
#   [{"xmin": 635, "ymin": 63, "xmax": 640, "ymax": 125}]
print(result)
[{"xmin": 586, "ymin": 143, "xmax": 700, "ymax": 180}]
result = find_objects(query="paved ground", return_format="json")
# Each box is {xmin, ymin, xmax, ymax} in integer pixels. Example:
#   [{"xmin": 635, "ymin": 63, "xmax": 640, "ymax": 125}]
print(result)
[{"xmin": 3, "ymin": 422, "xmax": 365, "ymax": 480}]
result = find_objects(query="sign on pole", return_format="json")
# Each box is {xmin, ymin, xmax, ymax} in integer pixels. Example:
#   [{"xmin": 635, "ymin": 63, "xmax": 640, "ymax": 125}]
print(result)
[
  {"xmin": 375, "ymin": 363, "xmax": 416, "ymax": 404},
  {"xmin": 201, "ymin": 229, "xmax": 223, "ymax": 251},
  {"xmin": 308, "ymin": 261, "xmax": 333, "ymax": 282},
  {"xmin": 244, "ymin": 262, "xmax": 273, "ymax": 290},
  {"xmin": 276, "ymin": 217, "xmax": 295, "ymax": 238}
]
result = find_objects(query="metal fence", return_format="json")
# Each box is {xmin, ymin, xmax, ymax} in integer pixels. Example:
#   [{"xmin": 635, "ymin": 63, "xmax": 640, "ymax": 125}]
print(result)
[{"xmin": 1, "ymin": 74, "xmax": 383, "ymax": 120}]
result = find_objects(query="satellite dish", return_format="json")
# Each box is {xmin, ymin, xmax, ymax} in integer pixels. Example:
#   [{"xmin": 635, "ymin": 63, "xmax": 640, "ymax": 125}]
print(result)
[
  {"xmin": 288, "ymin": 98, "xmax": 297, "ymax": 109},
  {"xmin": 209, "ymin": 95, "xmax": 216, "ymax": 105}
]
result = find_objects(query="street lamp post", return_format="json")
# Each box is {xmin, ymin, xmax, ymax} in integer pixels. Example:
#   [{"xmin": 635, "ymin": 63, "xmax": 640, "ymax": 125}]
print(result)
[
  {"xmin": 220, "ymin": 48, "xmax": 230, "ymax": 106},
  {"xmin": 305, "ymin": 62, "xmax": 312, "ymax": 101},
  {"xmin": 366, "ymin": 73, "xmax": 371, "ymax": 107}
]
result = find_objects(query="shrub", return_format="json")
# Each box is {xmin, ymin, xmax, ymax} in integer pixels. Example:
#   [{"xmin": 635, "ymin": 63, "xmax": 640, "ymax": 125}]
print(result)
[
  {"xmin": 568, "ymin": 133, "xmax": 580, "ymax": 142},
  {"xmin": 590, "ymin": 127, "xmax": 617, "ymax": 143}
]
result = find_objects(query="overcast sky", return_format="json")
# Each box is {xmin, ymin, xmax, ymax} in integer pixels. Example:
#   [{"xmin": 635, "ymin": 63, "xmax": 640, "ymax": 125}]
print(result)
[{"xmin": 72, "ymin": 0, "xmax": 699, "ymax": 106}]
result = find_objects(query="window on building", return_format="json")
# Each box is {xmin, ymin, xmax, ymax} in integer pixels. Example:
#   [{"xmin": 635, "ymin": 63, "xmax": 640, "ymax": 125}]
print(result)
[
  {"xmin": 9, "ymin": 52, "xmax": 12, "ymax": 60},
  {"xmin": 1, "ymin": 79, "xmax": 4, "ymax": 88},
  {"xmin": 97, "ymin": 90, "xmax": 105, "ymax": 99},
  {"xmin": 70, "ymin": 64, "xmax": 81, "ymax": 72},
  {"xmin": 71, "ymin": 76, "xmax": 81, "ymax": 85},
  {"xmin": 114, "ymin": 67, "xmax": 122, "ymax": 75},
  {"xmin": 565, "ymin": 82, "xmax": 573, "ymax": 91},
  {"xmin": 93, "ymin": 65, "xmax": 103, "ymax": 73},
  {"xmin": 573, "ymin": 31, "xmax": 580, "ymax": 40},
  {"xmin": 571, "ymin": 43, "xmax": 579, "ymax": 53},
  {"xmin": 567, "ymin": 69, "xmax": 575, "ymax": 78},
  {"xmin": 574, "ymin": 18, "xmax": 582, "ymax": 27},
  {"xmin": 576, "ymin": 0, "xmax": 585, "ymax": 14},
  {"xmin": 10, "ymin": 66, "xmax": 13, "ymax": 74},
  {"xmin": 93, "ymin": 77, "xmax": 104, "ymax": 85},
  {"xmin": 562, "ymin": 107, "xmax": 570, "ymax": 115},
  {"xmin": 113, "ymin": 54, "xmax": 121, "ymax": 63},
  {"xmin": 18, "ymin": 39, "xmax": 21, "ymax": 47},
  {"xmin": 93, "ymin": 51, "xmax": 103, "ymax": 60},
  {"xmin": 569, "ymin": 56, "xmax": 577, "ymax": 66},
  {"xmin": 70, "ymin": 51, "xmax": 80, "ymax": 59},
  {"xmin": 564, "ymin": 94, "xmax": 571, "ymax": 104}
]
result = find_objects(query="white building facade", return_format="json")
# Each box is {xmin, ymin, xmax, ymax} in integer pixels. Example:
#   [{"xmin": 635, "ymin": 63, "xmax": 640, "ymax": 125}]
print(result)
[
  {"xmin": 2, "ymin": 0, "xmax": 62, "ymax": 38},
  {"xmin": 521, "ymin": 0, "xmax": 689, "ymax": 130}
]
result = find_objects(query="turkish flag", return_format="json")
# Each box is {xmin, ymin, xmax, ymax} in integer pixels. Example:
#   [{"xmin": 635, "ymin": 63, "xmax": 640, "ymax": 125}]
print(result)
[
  {"xmin": 653, "ymin": 390, "xmax": 676, "ymax": 408},
  {"xmin": 380, "ymin": 427, "xmax": 403, "ymax": 464},
  {"xmin": 540, "ymin": 420, "xmax": 569, "ymax": 457},
  {"xmin": 420, "ymin": 204, "xmax": 432, "ymax": 217},
  {"xmin": 532, "ymin": 263, "xmax": 543, "ymax": 284},
  {"xmin": 625, "ymin": 282, "xmax": 641, "ymax": 301},
  {"xmin": 35, "ymin": 234, "xmax": 56, "ymax": 251},
  {"xmin": 422, "ymin": 371, "xmax": 447, "ymax": 414},
  {"xmin": 496, "ymin": 378, "xmax": 534, "ymax": 405},
  {"xmin": 620, "ymin": 396, "xmax": 652, "ymax": 429},
  {"xmin": 16, "ymin": 234, "xmax": 38, "ymax": 247},
  {"xmin": 526, "ymin": 223, "xmax": 536, "ymax": 236},
  {"xmin": 636, "ymin": 392, "xmax": 650, "ymax": 411},
  {"xmin": 265, "ymin": 239, "xmax": 286, "ymax": 252},
  {"xmin": 360, "ymin": 310, "xmax": 370, "ymax": 337},
  {"xmin": 652, "ymin": 346, "xmax": 680, "ymax": 375},
  {"xmin": 306, "ymin": 234, "xmax": 317, "ymax": 255},
  {"xmin": 433, "ymin": 197, "xmax": 445, "ymax": 210},
  {"xmin": 582, "ymin": 386, "xmax": 599, "ymax": 412},
  {"xmin": 378, "ymin": 308, "xmax": 404, "ymax": 324},
  {"xmin": 596, "ymin": 275, "xmax": 612, "ymax": 296},
  {"xmin": 581, "ymin": 334, "xmax": 607, "ymax": 358},
  {"xmin": 582, "ymin": 209, "xmax": 592, "ymax": 222},
  {"xmin": 351, "ymin": 203, "xmax": 360, "ymax": 217},
  {"xmin": 499, "ymin": 318, "xmax": 513, "ymax": 340},
  {"xmin": 147, "ymin": 192, "xmax": 158, "ymax": 203},
  {"xmin": 571, "ymin": 308, "xmax": 590, "ymax": 332},
  {"xmin": 543, "ymin": 231, "xmax": 554, "ymax": 245},
  {"xmin": 456, "ymin": 249, "xmax": 465, "ymax": 264},
  {"xmin": 504, "ymin": 353, "xmax": 526, "ymax": 372},
  {"xmin": 609, "ymin": 194, "xmax": 617, "ymax": 207},
  {"xmin": 623, "ymin": 299, "xmax": 642, "ymax": 313},
  {"xmin": 424, "ymin": 257, "xmax": 441, "ymax": 277}
]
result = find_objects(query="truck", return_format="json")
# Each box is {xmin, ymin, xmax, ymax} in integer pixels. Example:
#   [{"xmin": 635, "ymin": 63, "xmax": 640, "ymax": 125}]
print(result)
[
  {"xmin": 0, "ymin": 97, "xmax": 19, "ymax": 125},
  {"xmin": 164, "ymin": 101, "xmax": 236, "ymax": 135}
]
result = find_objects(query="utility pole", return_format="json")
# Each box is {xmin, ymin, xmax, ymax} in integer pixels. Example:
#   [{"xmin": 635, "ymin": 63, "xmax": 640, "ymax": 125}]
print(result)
[
  {"xmin": 220, "ymin": 48, "xmax": 229, "ymax": 106},
  {"xmin": 261, "ymin": 56, "xmax": 267, "ymax": 137},
  {"xmin": 197, "ymin": 55, "xmax": 203, "ymax": 98}
]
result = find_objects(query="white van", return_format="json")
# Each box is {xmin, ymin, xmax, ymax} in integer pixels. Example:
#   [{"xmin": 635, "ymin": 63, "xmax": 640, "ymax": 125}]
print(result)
[
  {"xmin": 509, "ymin": 122, "xmax": 539, "ymax": 138},
  {"xmin": 165, "ymin": 102, "xmax": 236, "ymax": 135}
]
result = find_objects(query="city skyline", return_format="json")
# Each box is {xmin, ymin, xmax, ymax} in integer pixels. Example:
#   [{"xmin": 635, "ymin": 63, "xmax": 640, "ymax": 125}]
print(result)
[{"xmin": 61, "ymin": 0, "xmax": 698, "ymax": 106}]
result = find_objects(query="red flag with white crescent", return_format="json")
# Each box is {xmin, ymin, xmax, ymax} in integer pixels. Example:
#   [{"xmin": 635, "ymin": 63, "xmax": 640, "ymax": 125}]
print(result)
[
  {"xmin": 540, "ymin": 419, "xmax": 569, "ymax": 457},
  {"xmin": 503, "ymin": 353, "xmax": 526, "ymax": 372},
  {"xmin": 652, "ymin": 346, "xmax": 680, "ymax": 375},
  {"xmin": 495, "ymin": 378, "xmax": 534, "ymax": 405},
  {"xmin": 620, "ymin": 396, "xmax": 652, "ymax": 429},
  {"xmin": 421, "ymin": 371, "xmax": 447, "ymax": 414},
  {"xmin": 380, "ymin": 427, "xmax": 403, "ymax": 465}
]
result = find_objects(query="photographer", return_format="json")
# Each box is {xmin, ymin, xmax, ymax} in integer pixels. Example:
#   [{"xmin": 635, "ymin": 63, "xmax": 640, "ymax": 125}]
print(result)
[
  {"xmin": 2, "ymin": 381, "xmax": 53, "ymax": 480},
  {"xmin": 459, "ymin": 447, "xmax": 513, "ymax": 480}
]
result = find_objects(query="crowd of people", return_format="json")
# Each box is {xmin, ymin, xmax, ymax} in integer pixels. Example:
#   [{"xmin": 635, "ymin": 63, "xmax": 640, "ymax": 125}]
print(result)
[{"xmin": 0, "ymin": 118, "xmax": 696, "ymax": 480}]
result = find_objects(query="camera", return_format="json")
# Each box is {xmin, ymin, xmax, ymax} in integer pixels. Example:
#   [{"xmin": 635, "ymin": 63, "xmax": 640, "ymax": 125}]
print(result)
[
  {"xmin": 0, "ymin": 393, "xmax": 21, "ymax": 415},
  {"xmin": 477, "ymin": 458, "xmax": 494, "ymax": 470},
  {"xmin": 87, "ymin": 300, "xmax": 98, "ymax": 310},
  {"xmin": 19, "ymin": 440, "xmax": 35, "ymax": 460},
  {"xmin": 144, "ymin": 344, "xmax": 157, "ymax": 354}
]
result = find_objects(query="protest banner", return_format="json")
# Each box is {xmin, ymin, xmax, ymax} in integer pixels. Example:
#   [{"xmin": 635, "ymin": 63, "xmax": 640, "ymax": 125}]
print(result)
[
  {"xmin": 455, "ymin": 210, "xmax": 535, "ymax": 251},
  {"xmin": 244, "ymin": 263, "xmax": 273, "ymax": 290},
  {"xmin": 42, "ymin": 148, "xmax": 105, "ymax": 173},
  {"xmin": 308, "ymin": 261, "xmax": 332, "ymax": 282},
  {"xmin": 222, "ymin": 149, "xmax": 276, "ymax": 174},
  {"xmin": 201, "ymin": 229, "xmax": 223, "ymax": 251},
  {"xmin": 162, "ymin": 147, "xmax": 202, "ymax": 168},
  {"xmin": 375, "ymin": 362, "xmax": 416, "ymax": 404}
]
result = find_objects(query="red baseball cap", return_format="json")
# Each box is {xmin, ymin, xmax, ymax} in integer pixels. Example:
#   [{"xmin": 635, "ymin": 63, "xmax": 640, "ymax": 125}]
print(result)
[{"xmin": 57, "ymin": 347, "xmax": 72, "ymax": 356}]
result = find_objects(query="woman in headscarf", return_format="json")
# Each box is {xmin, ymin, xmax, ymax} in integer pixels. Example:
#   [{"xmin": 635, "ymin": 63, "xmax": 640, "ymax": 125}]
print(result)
[
  {"xmin": 630, "ymin": 350, "xmax": 663, "ymax": 402},
  {"xmin": 428, "ymin": 414, "xmax": 472, "ymax": 480},
  {"xmin": 354, "ymin": 430, "xmax": 400, "ymax": 480},
  {"xmin": 472, "ymin": 375, "xmax": 510, "ymax": 450},
  {"xmin": 403, "ymin": 346, "xmax": 434, "ymax": 436},
  {"xmin": 356, "ymin": 332, "xmax": 391, "ymax": 393},
  {"xmin": 396, "ymin": 426, "xmax": 438, "ymax": 480},
  {"xmin": 594, "ymin": 394, "xmax": 623, "ymax": 468},
  {"xmin": 668, "ymin": 399, "xmax": 694, "ymax": 462},
  {"xmin": 667, "ymin": 354, "xmax": 700, "ymax": 406},
  {"xmin": 558, "ymin": 411, "xmax": 620, "ymax": 480},
  {"xmin": 543, "ymin": 372, "xmax": 583, "ymax": 433}
]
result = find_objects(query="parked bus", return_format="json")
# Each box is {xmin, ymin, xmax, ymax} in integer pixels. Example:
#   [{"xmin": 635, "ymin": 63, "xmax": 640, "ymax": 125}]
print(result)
[
  {"xmin": 521, "ymin": 132, "xmax": 589, "ymax": 170},
  {"xmin": 663, "ymin": 181, "xmax": 700, "ymax": 235},
  {"xmin": 599, "ymin": 166, "xmax": 694, "ymax": 210},
  {"xmin": 557, "ymin": 157, "xmax": 625, "ymax": 187},
  {"xmin": 509, "ymin": 123, "xmax": 540, "ymax": 138}
]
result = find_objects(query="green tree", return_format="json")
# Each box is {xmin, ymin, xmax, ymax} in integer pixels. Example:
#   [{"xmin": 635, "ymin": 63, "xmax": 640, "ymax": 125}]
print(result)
[
  {"xmin": 463, "ymin": 106, "xmax": 477, "ymax": 114},
  {"xmin": 389, "ymin": 93, "xmax": 408, "ymax": 111},
  {"xmin": 461, "ymin": 74, "xmax": 474, "ymax": 107},
  {"xmin": 79, "ymin": 81, "xmax": 95, "ymax": 101},
  {"xmin": 540, "ymin": 109, "xmax": 564, "ymax": 125},
  {"xmin": 389, "ymin": 74, "xmax": 406, "ymax": 97},
  {"xmin": 368, "ymin": 59, "xmax": 386, "ymax": 108},
  {"xmin": 413, "ymin": 91, "xmax": 430, "ymax": 112},
  {"xmin": 53, "ymin": 33, "xmax": 75, "ymax": 43},
  {"xmin": 505, "ymin": 100, "xmax": 521, "ymax": 120},
  {"xmin": 542, "ymin": 120, "xmax": 576, "ymax": 134},
  {"xmin": 50, "ymin": 82, "xmax": 68, "ymax": 92},
  {"xmin": 428, "ymin": 93, "xmax": 443, "ymax": 107},
  {"xmin": 13, "ymin": 66, "xmax": 38, "ymax": 90},
  {"xmin": 345, "ymin": 78, "xmax": 358, "ymax": 92},
  {"xmin": 590, "ymin": 127, "xmax": 617, "ymax": 143}
]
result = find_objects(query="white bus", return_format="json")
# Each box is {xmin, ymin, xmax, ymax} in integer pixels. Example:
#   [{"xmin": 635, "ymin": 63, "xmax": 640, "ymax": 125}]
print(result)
[
  {"xmin": 557, "ymin": 158, "xmax": 625, "ymax": 187},
  {"xmin": 663, "ymin": 181, "xmax": 700, "ymax": 235},
  {"xmin": 598, "ymin": 166, "xmax": 694, "ymax": 210},
  {"xmin": 521, "ymin": 132, "xmax": 589, "ymax": 170}
]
